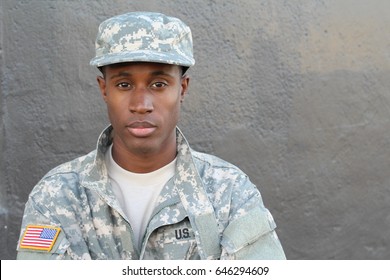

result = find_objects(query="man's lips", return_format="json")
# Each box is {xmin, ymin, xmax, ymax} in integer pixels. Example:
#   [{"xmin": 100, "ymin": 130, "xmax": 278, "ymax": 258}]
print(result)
[{"xmin": 126, "ymin": 121, "xmax": 157, "ymax": 137}]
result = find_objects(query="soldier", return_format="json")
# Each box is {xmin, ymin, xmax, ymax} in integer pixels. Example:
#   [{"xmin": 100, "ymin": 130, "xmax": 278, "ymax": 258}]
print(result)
[{"xmin": 17, "ymin": 11, "xmax": 286, "ymax": 260}]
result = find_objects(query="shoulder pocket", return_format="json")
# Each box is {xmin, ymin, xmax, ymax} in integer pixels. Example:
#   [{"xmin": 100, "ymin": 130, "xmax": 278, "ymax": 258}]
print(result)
[{"xmin": 221, "ymin": 207, "xmax": 276, "ymax": 254}]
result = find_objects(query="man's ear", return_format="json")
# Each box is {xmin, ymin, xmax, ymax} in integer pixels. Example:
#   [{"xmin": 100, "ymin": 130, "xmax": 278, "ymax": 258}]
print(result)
[
  {"xmin": 180, "ymin": 75, "xmax": 190, "ymax": 102},
  {"xmin": 97, "ymin": 76, "xmax": 107, "ymax": 102}
]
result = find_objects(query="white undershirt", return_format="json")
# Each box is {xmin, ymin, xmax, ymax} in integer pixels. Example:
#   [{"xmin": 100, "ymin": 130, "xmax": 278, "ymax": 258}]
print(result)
[{"xmin": 105, "ymin": 144, "xmax": 176, "ymax": 249}]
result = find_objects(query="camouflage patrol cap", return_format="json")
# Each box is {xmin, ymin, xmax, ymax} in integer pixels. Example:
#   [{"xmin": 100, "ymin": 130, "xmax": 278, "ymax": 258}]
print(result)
[{"xmin": 90, "ymin": 12, "xmax": 195, "ymax": 67}]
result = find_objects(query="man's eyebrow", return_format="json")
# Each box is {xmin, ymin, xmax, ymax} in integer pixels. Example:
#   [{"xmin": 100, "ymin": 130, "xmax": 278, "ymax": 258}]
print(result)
[
  {"xmin": 150, "ymin": 70, "xmax": 174, "ymax": 77},
  {"xmin": 109, "ymin": 71, "xmax": 131, "ymax": 80}
]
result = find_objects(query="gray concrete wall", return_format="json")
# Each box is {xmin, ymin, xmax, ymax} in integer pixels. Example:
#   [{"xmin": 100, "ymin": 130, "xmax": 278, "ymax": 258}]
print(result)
[{"xmin": 1, "ymin": 0, "xmax": 390, "ymax": 260}]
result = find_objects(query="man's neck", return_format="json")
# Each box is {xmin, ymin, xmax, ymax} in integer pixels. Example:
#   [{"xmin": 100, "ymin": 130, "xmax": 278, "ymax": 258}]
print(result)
[{"xmin": 111, "ymin": 139, "xmax": 177, "ymax": 174}]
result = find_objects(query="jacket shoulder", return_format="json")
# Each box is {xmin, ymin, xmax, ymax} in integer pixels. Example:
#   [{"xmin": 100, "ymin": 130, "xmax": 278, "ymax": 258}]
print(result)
[
  {"xmin": 44, "ymin": 150, "xmax": 97, "ymax": 178},
  {"xmin": 28, "ymin": 150, "xmax": 97, "ymax": 198},
  {"xmin": 191, "ymin": 150, "xmax": 248, "ymax": 180}
]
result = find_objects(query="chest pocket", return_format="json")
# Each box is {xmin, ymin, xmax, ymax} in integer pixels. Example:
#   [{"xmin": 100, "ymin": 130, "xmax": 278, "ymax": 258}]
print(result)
[{"xmin": 145, "ymin": 218, "xmax": 200, "ymax": 260}]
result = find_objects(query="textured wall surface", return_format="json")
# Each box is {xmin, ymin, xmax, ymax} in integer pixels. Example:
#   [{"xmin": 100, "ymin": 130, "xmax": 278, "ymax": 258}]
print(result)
[{"xmin": 1, "ymin": 0, "xmax": 390, "ymax": 260}]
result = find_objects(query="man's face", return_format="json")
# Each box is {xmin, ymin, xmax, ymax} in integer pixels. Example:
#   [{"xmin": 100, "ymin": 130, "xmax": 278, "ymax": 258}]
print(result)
[{"xmin": 97, "ymin": 62, "xmax": 189, "ymax": 160}]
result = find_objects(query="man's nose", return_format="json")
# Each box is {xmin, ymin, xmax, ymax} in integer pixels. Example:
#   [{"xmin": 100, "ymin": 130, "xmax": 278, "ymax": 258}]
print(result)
[{"xmin": 128, "ymin": 88, "xmax": 154, "ymax": 114}]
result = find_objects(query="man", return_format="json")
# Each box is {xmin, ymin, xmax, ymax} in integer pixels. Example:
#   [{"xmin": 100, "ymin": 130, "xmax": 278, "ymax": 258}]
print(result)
[{"xmin": 17, "ymin": 12, "xmax": 286, "ymax": 260}]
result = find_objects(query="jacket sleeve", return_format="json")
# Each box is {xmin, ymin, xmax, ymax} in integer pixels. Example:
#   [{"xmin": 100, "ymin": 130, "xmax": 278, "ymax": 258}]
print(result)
[
  {"xmin": 16, "ymin": 196, "xmax": 71, "ymax": 260},
  {"xmin": 220, "ymin": 177, "xmax": 286, "ymax": 260}
]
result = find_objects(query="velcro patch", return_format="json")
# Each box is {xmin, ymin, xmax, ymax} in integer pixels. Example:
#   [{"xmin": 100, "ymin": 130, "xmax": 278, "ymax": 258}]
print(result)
[{"xmin": 20, "ymin": 225, "xmax": 61, "ymax": 252}]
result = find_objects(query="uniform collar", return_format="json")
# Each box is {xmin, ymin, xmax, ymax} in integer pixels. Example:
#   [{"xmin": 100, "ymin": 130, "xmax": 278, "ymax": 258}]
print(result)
[
  {"xmin": 82, "ymin": 125, "xmax": 199, "ymax": 194},
  {"xmin": 93, "ymin": 125, "xmax": 193, "ymax": 168}
]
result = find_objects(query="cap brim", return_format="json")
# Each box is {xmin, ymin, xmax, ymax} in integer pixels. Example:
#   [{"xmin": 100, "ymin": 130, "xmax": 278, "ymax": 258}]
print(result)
[{"xmin": 90, "ymin": 50, "xmax": 195, "ymax": 67}]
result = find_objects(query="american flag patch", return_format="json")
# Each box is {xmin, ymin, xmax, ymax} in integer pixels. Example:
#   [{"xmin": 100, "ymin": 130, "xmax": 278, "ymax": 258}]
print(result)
[{"xmin": 20, "ymin": 225, "xmax": 61, "ymax": 251}]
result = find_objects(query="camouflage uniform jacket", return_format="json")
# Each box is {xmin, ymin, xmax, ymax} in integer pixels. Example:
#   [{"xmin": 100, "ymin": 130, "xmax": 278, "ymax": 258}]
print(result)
[{"xmin": 17, "ymin": 126, "xmax": 286, "ymax": 260}]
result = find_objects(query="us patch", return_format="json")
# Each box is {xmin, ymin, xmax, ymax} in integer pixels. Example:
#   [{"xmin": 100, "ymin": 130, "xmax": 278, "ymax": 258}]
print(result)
[{"xmin": 20, "ymin": 225, "xmax": 61, "ymax": 252}]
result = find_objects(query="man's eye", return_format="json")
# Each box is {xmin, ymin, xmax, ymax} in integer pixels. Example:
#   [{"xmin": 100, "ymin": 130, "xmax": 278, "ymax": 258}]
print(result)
[
  {"xmin": 117, "ymin": 82, "xmax": 131, "ymax": 88},
  {"xmin": 152, "ymin": 82, "xmax": 167, "ymax": 88}
]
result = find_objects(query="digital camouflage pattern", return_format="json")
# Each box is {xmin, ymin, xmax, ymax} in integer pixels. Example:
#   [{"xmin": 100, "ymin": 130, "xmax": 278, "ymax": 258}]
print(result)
[
  {"xmin": 17, "ymin": 126, "xmax": 286, "ymax": 259},
  {"xmin": 90, "ymin": 12, "xmax": 195, "ymax": 67}
]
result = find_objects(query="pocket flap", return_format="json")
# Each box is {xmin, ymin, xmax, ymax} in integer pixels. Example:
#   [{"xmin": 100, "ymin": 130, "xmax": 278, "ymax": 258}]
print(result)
[{"xmin": 221, "ymin": 207, "xmax": 276, "ymax": 254}]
